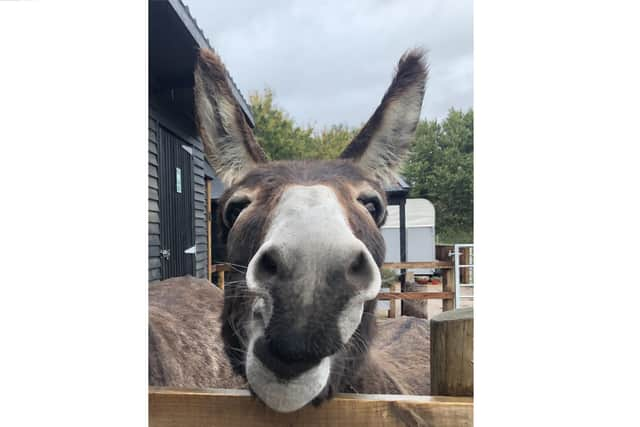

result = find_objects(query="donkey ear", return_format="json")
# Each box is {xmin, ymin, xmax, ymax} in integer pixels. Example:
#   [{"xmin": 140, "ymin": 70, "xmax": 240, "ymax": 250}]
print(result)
[
  {"xmin": 194, "ymin": 49, "xmax": 267, "ymax": 186},
  {"xmin": 340, "ymin": 49, "xmax": 428, "ymax": 184}
]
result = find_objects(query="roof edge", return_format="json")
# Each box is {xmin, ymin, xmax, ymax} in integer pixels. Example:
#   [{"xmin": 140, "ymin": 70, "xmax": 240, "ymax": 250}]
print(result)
[{"xmin": 166, "ymin": 0, "xmax": 255, "ymax": 127}]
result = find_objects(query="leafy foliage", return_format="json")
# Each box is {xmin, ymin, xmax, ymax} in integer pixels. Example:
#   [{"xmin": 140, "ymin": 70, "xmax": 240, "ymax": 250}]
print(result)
[
  {"xmin": 248, "ymin": 90, "xmax": 473, "ymax": 241},
  {"xmin": 249, "ymin": 89, "xmax": 355, "ymax": 160},
  {"xmin": 402, "ymin": 109, "xmax": 474, "ymax": 240}
]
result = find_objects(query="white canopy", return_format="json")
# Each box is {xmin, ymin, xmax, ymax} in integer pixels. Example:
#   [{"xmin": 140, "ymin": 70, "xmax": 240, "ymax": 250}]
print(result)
[{"xmin": 382, "ymin": 198, "xmax": 435, "ymax": 229}]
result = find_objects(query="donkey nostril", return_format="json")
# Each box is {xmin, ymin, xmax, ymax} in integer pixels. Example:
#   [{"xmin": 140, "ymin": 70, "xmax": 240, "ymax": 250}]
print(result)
[
  {"xmin": 347, "ymin": 250, "xmax": 375, "ymax": 288},
  {"xmin": 257, "ymin": 248, "xmax": 280, "ymax": 279},
  {"xmin": 349, "ymin": 251, "xmax": 368, "ymax": 275},
  {"xmin": 261, "ymin": 252, "xmax": 278, "ymax": 275}
]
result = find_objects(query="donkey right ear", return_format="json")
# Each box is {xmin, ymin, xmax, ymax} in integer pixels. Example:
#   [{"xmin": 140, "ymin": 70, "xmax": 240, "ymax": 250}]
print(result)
[
  {"xmin": 340, "ymin": 49, "xmax": 428, "ymax": 185},
  {"xmin": 194, "ymin": 49, "xmax": 267, "ymax": 186}
]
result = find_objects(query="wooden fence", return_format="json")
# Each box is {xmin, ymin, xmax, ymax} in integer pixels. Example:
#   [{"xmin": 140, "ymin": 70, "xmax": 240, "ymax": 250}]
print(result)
[
  {"xmin": 155, "ymin": 253, "xmax": 474, "ymax": 426},
  {"xmin": 381, "ymin": 258, "xmax": 456, "ymax": 317},
  {"xmin": 149, "ymin": 306, "xmax": 474, "ymax": 426}
]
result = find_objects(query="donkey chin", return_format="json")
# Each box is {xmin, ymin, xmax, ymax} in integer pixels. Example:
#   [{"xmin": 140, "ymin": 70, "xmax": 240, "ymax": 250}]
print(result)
[{"xmin": 245, "ymin": 335, "xmax": 333, "ymax": 413}]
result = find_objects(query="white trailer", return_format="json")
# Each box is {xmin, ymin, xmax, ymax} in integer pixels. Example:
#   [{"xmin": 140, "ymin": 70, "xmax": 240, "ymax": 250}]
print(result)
[{"xmin": 381, "ymin": 198, "xmax": 436, "ymax": 275}]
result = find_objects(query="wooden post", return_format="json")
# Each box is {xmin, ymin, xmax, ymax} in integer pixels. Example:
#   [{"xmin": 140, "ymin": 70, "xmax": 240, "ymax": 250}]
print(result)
[
  {"xmin": 398, "ymin": 200, "xmax": 407, "ymax": 288},
  {"xmin": 217, "ymin": 270, "xmax": 225, "ymax": 290},
  {"xmin": 400, "ymin": 271, "xmax": 414, "ymax": 316},
  {"xmin": 430, "ymin": 307, "xmax": 473, "ymax": 396},
  {"xmin": 210, "ymin": 263, "xmax": 230, "ymax": 290},
  {"xmin": 442, "ymin": 267, "xmax": 455, "ymax": 312},
  {"xmin": 388, "ymin": 282, "xmax": 401, "ymax": 318},
  {"xmin": 435, "ymin": 244, "xmax": 454, "ymax": 262}
]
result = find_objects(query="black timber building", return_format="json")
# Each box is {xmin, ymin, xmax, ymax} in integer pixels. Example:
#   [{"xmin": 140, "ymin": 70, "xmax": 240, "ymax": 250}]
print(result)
[{"xmin": 148, "ymin": 0, "xmax": 253, "ymax": 282}]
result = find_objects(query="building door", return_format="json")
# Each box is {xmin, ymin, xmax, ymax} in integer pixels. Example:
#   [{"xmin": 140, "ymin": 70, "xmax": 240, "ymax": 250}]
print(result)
[{"xmin": 158, "ymin": 125, "xmax": 195, "ymax": 279}]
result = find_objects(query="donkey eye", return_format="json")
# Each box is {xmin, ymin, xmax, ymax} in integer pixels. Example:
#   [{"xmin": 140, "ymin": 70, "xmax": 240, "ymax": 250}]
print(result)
[
  {"xmin": 358, "ymin": 195, "xmax": 383, "ymax": 224},
  {"xmin": 224, "ymin": 197, "xmax": 251, "ymax": 227},
  {"xmin": 363, "ymin": 201, "xmax": 377, "ymax": 216}
]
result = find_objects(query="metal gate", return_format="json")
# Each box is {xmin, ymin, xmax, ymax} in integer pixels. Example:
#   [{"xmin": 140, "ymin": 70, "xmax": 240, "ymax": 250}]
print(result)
[
  {"xmin": 453, "ymin": 244, "xmax": 474, "ymax": 308},
  {"xmin": 158, "ymin": 125, "xmax": 195, "ymax": 279}
]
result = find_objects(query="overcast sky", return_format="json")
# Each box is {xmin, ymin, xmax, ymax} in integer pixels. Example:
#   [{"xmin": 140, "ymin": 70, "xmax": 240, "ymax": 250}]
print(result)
[{"xmin": 183, "ymin": 0, "xmax": 472, "ymax": 129}]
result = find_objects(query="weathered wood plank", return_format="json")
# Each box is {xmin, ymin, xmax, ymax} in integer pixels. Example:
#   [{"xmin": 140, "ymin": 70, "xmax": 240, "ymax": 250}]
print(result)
[
  {"xmin": 149, "ymin": 152, "xmax": 159, "ymax": 167},
  {"xmin": 192, "ymin": 154, "xmax": 204, "ymax": 166},
  {"xmin": 443, "ymin": 267, "xmax": 455, "ymax": 311},
  {"xmin": 149, "ymin": 388, "xmax": 473, "ymax": 427},
  {"xmin": 149, "ymin": 176, "xmax": 159, "ymax": 191},
  {"xmin": 149, "ymin": 188, "xmax": 159, "ymax": 202},
  {"xmin": 149, "ymin": 140, "xmax": 158, "ymax": 156},
  {"xmin": 149, "ymin": 256, "xmax": 161, "ymax": 269},
  {"xmin": 377, "ymin": 292, "xmax": 454, "ymax": 301},
  {"xmin": 149, "ymin": 200, "xmax": 160, "ymax": 213},
  {"xmin": 149, "ymin": 212, "xmax": 160, "ymax": 224},
  {"xmin": 210, "ymin": 263, "xmax": 231, "ymax": 272},
  {"xmin": 149, "ymin": 268, "xmax": 162, "ymax": 281},
  {"xmin": 382, "ymin": 261, "xmax": 453, "ymax": 270},
  {"xmin": 149, "ymin": 223, "xmax": 160, "ymax": 236}
]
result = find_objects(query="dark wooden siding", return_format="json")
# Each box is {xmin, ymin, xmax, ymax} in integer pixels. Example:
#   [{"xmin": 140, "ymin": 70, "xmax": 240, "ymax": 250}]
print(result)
[
  {"xmin": 149, "ymin": 115, "xmax": 162, "ymax": 281},
  {"xmin": 191, "ymin": 137, "xmax": 208, "ymax": 279}
]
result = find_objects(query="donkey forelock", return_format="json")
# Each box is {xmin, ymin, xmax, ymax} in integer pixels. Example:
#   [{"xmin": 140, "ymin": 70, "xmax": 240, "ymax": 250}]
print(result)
[{"xmin": 194, "ymin": 48, "xmax": 428, "ymax": 412}]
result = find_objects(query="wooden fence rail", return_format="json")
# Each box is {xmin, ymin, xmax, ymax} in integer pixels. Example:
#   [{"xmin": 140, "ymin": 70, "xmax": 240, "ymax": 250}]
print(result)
[
  {"xmin": 149, "ymin": 387, "xmax": 473, "ymax": 427},
  {"xmin": 382, "ymin": 261, "xmax": 453, "ymax": 270},
  {"xmin": 377, "ymin": 291, "xmax": 454, "ymax": 301}
]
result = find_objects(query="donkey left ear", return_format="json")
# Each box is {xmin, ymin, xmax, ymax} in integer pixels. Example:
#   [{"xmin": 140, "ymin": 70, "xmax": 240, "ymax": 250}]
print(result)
[
  {"xmin": 194, "ymin": 49, "xmax": 267, "ymax": 186},
  {"xmin": 340, "ymin": 49, "xmax": 428, "ymax": 184}
]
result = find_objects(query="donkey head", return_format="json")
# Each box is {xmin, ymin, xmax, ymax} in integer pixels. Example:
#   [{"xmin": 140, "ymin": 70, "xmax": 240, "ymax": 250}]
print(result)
[{"xmin": 194, "ymin": 48, "xmax": 427, "ymax": 412}]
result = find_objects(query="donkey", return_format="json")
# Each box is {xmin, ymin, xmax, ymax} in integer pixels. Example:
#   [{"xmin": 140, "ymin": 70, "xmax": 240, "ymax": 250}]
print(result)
[{"xmin": 149, "ymin": 48, "xmax": 430, "ymax": 413}]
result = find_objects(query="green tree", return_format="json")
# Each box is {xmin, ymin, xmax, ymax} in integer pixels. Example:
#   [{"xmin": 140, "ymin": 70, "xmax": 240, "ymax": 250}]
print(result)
[
  {"xmin": 305, "ymin": 125, "xmax": 356, "ymax": 160},
  {"xmin": 249, "ymin": 89, "xmax": 314, "ymax": 160},
  {"xmin": 249, "ymin": 89, "xmax": 354, "ymax": 160},
  {"xmin": 402, "ymin": 108, "xmax": 474, "ymax": 242}
]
